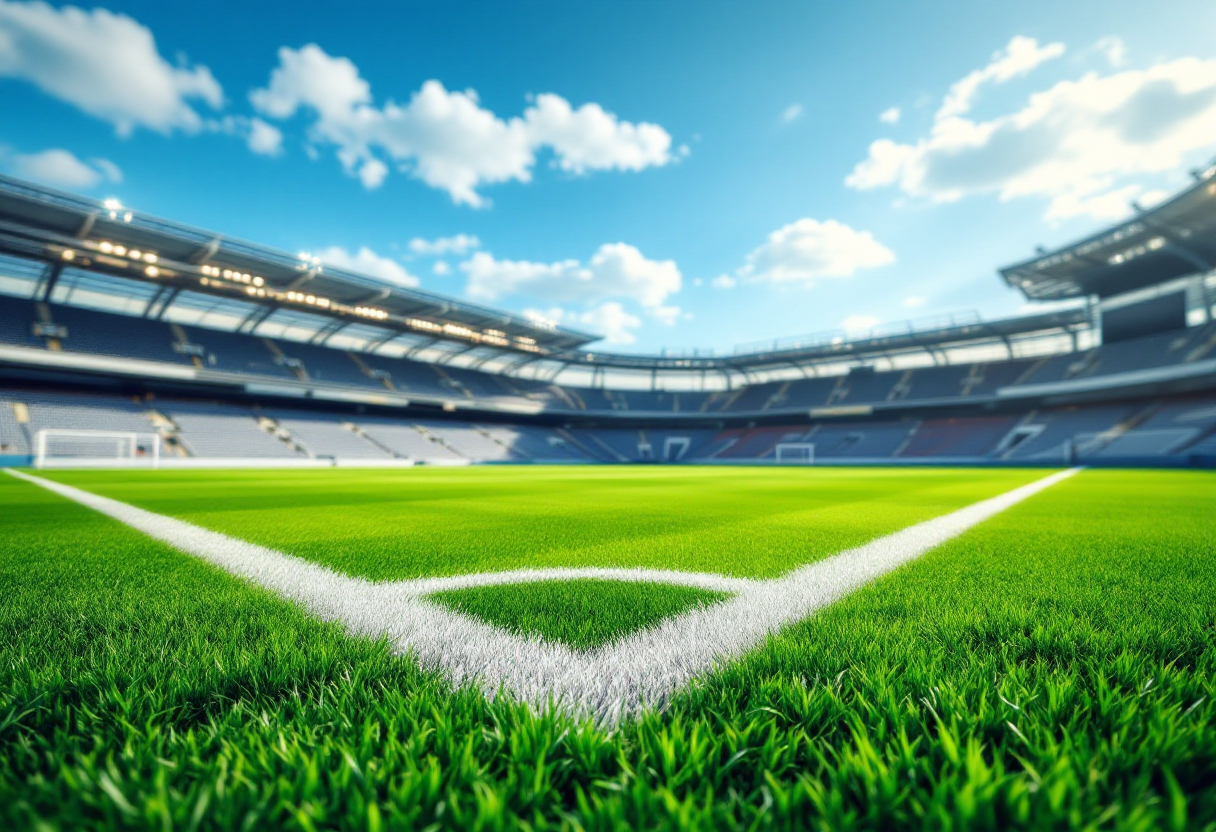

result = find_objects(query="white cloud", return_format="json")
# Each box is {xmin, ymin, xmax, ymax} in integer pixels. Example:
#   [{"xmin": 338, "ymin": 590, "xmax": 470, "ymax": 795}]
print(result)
[
  {"xmin": 315, "ymin": 246, "xmax": 419, "ymax": 288},
  {"xmin": 879, "ymin": 107, "xmax": 901, "ymax": 124},
  {"xmin": 0, "ymin": 1, "xmax": 222, "ymax": 136},
  {"xmin": 528, "ymin": 302, "xmax": 642, "ymax": 345},
  {"xmin": 409, "ymin": 233, "xmax": 481, "ymax": 256},
  {"xmin": 462, "ymin": 243, "xmax": 680, "ymax": 309},
  {"xmin": 11, "ymin": 148, "xmax": 121, "ymax": 189},
  {"xmin": 711, "ymin": 275, "xmax": 737, "ymax": 289},
  {"xmin": 579, "ymin": 301, "xmax": 643, "ymax": 344},
  {"xmin": 781, "ymin": 103, "xmax": 803, "ymax": 124},
  {"xmin": 735, "ymin": 218, "xmax": 895, "ymax": 284},
  {"xmin": 1096, "ymin": 36, "xmax": 1126, "ymax": 67},
  {"xmin": 246, "ymin": 117, "xmax": 283, "ymax": 156},
  {"xmin": 251, "ymin": 44, "xmax": 677, "ymax": 205},
  {"xmin": 432, "ymin": 261, "xmax": 451, "ymax": 275},
  {"xmin": 840, "ymin": 314, "xmax": 880, "ymax": 333},
  {"xmin": 649, "ymin": 305, "xmax": 681, "ymax": 326},
  {"xmin": 847, "ymin": 43, "xmax": 1216, "ymax": 221},
  {"xmin": 903, "ymin": 295, "xmax": 927, "ymax": 308},
  {"xmin": 937, "ymin": 36, "xmax": 1065, "ymax": 120},
  {"xmin": 524, "ymin": 93, "xmax": 674, "ymax": 174}
]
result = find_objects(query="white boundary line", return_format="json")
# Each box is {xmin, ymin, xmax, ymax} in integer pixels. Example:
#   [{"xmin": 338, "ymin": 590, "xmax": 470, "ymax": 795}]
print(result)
[{"xmin": 5, "ymin": 467, "xmax": 1080, "ymax": 723}]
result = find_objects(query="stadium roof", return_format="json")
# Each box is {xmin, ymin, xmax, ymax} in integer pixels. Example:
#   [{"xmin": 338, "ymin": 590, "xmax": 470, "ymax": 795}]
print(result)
[
  {"xmin": 1001, "ymin": 162, "xmax": 1216, "ymax": 301},
  {"xmin": 0, "ymin": 175, "xmax": 598, "ymax": 355}
]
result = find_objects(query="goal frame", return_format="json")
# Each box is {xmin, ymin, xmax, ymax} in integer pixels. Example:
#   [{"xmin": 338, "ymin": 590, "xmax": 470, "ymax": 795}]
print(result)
[
  {"xmin": 774, "ymin": 442, "xmax": 815, "ymax": 464},
  {"xmin": 35, "ymin": 429, "xmax": 161, "ymax": 469}
]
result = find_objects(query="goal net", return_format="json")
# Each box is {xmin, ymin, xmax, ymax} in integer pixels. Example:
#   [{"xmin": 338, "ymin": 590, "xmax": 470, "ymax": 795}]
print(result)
[
  {"xmin": 35, "ymin": 429, "xmax": 161, "ymax": 469},
  {"xmin": 774, "ymin": 442, "xmax": 815, "ymax": 464}
]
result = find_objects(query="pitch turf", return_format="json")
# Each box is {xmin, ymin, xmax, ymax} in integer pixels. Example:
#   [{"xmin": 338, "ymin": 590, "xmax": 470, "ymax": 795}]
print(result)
[
  {"xmin": 1, "ymin": 466, "xmax": 1214, "ymax": 830},
  {"xmin": 429, "ymin": 579, "xmax": 732, "ymax": 650}
]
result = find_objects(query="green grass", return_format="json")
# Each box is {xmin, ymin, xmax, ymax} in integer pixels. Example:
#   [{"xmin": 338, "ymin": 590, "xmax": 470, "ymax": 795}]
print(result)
[
  {"xmin": 1, "ymin": 466, "xmax": 1214, "ymax": 830},
  {"xmin": 429, "ymin": 579, "xmax": 732, "ymax": 650},
  {"xmin": 35, "ymin": 466, "xmax": 1047, "ymax": 580}
]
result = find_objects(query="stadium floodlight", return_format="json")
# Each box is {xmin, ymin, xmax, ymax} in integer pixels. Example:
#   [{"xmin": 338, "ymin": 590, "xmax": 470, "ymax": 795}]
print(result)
[
  {"xmin": 35, "ymin": 429, "xmax": 160, "ymax": 469},
  {"xmin": 103, "ymin": 198, "xmax": 122, "ymax": 211},
  {"xmin": 99, "ymin": 241, "xmax": 113, "ymax": 253},
  {"xmin": 774, "ymin": 443, "xmax": 815, "ymax": 464},
  {"xmin": 145, "ymin": 266, "xmax": 160, "ymax": 277},
  {"xmin": 61, "ymin": 249, "xmax": 75, "ymax": 261}
]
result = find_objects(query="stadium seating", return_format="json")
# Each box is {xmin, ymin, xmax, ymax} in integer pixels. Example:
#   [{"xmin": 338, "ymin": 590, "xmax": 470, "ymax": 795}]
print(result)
[
  {"xmin": 21, "ymin": 391, "xmax": 157, "ymax": 436},
  {"xmin": 275, "ymin": 343, "xmax": 383, "ymax": 388},
  {"xmin": 182, "ymin": 327, "xmax": 296, "ymax": 378},
  {"xmin": 480, "ymin": 425, "xmax": 592, "ymax": 461},
  {"xmin": 268, "ymin": 411, "xmax": 393, "ymax": 459},
  {"xmin": 809, "ymin": 421, "xmax": 913, "ymax": 458},
  {"xmin": 418, "ymin": 421, "xmax": 517, "ymax": 461},
  {"xmin": 904, "ymin": 366, "xmax": 972, "ymax": 400},
  {"xmin": 355, "ymin": 418, "xmax": 464, "ymax": 461},
  {"xmin": 1000, "ymin": 405, "xmax": 1135, "ymax": 460},
  {"xmin": 899, "ymin": 416, "xmax": 1019, "ymax": 458},
  {"xmin": 162, "ymin": 401, "xmax": 304, "ymax": 458},
  {"xmin": 357, "ymin": 354, "xmax": 453, "ymax": 398},
  {"xmin": 0, "ymin": 397, "xmax": 30, "ymax": 454},
  {"xmin": 0, "ymin": 297, "xmax": 44, "ymax": 348},
  {"xmin": 49, "ymin": 305, "xmax": 187, "ymax": 365}
]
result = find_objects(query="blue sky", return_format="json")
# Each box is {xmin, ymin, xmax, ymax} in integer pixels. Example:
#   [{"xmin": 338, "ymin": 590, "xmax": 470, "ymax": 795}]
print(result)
[{"xmin": 2, "ymin": 0, "xmax": 1215, "ymax": 352}]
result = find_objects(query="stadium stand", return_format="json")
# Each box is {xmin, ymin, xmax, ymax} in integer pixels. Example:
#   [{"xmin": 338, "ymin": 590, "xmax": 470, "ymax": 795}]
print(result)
[
  {"xmin": 480, "ymin": 425, "xmax": 591, "ymax": 461},
  {"xmin": 162, "ymin": 401, "xmax": 304, "ymax": 459},
  {"xmin": 268, "ymin": 411, "xmax": 393, "ymax": 459},
  {"xmin": 21, "ymin": 391, "xmax": 157, "ymax": 436},
  {"xmin": 0, "ymin": 397, "xmax": 30, "ymax": 455},
  {"xmin": 47, "ymin": 305, "xmax": 187, "ymax": 365},
  {"xmin": 810, "ymin": 421, "xmax": 913, "ymax": 459},
  {"xmin": 273, "ymin": 344, "xmax": 383, "ymax": 388},
  {"xmin": 420, "ymin": 421, "xmax": 517, "ymax": 461},
  {"xmin": 357, "ymin": 353, "xmax": 453, "ymax": 398},
  {"xmin": 182, "ymin": 327, "xmax": 296, "ymax": 378},
  {"xmin": 355, "ymin": 419, "xmax": 464, "ymax": 462},
  {"xmin": 999, "ymin": 405, "xmax": 1136, "ymax": 461},
  {"xmin": 2, "ymin": 171, "xmax": 1216, "ymax": 468},
  {"xmin": 898, "ymin": 416, "xmax": 1020, "ymax": 458},
  {"xmin": 0, "ymin": 297, "xmax": 46, "ymax": 348}
]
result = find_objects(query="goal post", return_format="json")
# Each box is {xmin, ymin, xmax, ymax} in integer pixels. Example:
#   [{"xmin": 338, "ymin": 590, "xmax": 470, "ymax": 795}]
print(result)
[
  {"xmin": 34, "ymin": 429, "xmax": 161, "ymax": 469},
  {"xmin": 774, "ymin": 442, "xmax": 815, "ymax": 464}
]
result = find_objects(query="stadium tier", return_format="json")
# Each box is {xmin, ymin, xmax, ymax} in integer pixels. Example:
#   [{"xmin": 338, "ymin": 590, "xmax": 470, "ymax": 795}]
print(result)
[{"xmin": 1, "ymin": 172, "xmax": 1215, "ymax": 467}]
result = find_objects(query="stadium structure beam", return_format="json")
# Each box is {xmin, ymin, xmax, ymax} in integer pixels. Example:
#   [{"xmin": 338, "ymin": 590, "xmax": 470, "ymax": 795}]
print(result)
[
  {"xmin": 435, "ymin": 344, "xmax": 481, "ymax": 365},
  {"xmin": 311, "ymin": 320, "xmax": 348, "ymax": 345},
  {"xmin": 403, "ymin": 338, "xmax": 442, "ymax": 359},
  {"xmin": 356, "ymin": 287, "xmax": 392, "ymax": 304},
  {"xmin": 237, "ymin": 304, "xmax": 277, "ymax": 334},
  {"xmin": 142, "ymin": 285, "xmax": 172, "ymax": 319},
  {"xmin": 74, "ymin": 212, "xmax": 96, "ymax": 239},
  {"xmin": 285, "ymin": 267, "xmax": 321, "ymax": 290},
  {"xmin": 189, "ymin": 237, "xmax": 222, "ymax": 265},
  {"xmin": 153, "ymin": 288, "xmax": 181, "ymax": 320},
  {"xmin": 34, "ymin": 261, "xmax": 63, "ymax": 302},
  {"xmin": 1138, "ymin": 215, "xmax": 1214, "ymax": 271}
]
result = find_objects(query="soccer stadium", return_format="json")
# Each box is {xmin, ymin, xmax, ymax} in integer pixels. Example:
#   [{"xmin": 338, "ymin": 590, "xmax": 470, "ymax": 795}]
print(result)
[{"xmin": 2, "ymin": 3, "xmax": 1215, "ymax": 830}]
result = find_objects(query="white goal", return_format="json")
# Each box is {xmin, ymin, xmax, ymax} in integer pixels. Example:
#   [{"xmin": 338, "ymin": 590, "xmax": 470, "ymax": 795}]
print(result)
[
  {"xmin": 774, "ymin": 442, "xmax": 815, "ymax": 464},
  {"xmin": 35, "ymin": 429, "xmax": 161, "ymax": 469}
]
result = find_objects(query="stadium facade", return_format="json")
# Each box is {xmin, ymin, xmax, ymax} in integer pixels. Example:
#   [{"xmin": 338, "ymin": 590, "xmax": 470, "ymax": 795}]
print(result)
[{"xmin": 1, "ymin": 169, "xmax": 1215, "ymax": 468}]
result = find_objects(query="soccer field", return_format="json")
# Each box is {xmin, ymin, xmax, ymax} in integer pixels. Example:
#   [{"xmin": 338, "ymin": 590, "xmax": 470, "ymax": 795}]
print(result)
[{"xmin": 2, "ymin": 466, "xmax": 1214, "ymax": 829}]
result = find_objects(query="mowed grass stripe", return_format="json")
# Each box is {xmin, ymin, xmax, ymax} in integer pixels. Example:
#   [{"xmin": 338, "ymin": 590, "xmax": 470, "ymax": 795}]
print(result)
[
  {"xmin": 37, "ymin": 466, "xmax": 1050, "ymax": 580},
  {"xmin": 1, "ymin": 468, "xmax": 1213, "ymax": 829}
]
